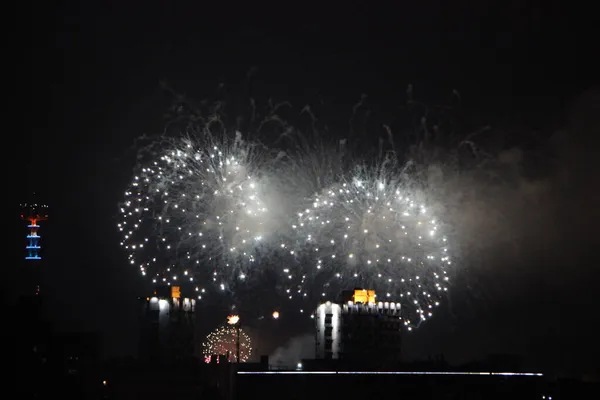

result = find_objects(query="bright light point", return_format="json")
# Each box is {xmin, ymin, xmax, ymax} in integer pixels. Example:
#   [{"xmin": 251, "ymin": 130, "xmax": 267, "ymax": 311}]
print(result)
[{"xmin": 272, "ymin": 311, "xmax": 280, "ymax": 319}]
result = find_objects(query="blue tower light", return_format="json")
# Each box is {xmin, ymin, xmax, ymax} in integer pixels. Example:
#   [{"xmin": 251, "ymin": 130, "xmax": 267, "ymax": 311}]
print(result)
[{"xmin": 21, "ymin": 202, "xmax": 49, "ymax": 261}]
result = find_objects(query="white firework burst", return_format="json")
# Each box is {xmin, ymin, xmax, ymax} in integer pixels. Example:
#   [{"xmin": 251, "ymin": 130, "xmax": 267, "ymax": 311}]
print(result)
[
  {"xmin": 285, "ymin": 169, "xmax": 452, "ymax": 329},
  {"xmin": 118, "ymin": 132, "xmax": 281, "ymax": 293}
]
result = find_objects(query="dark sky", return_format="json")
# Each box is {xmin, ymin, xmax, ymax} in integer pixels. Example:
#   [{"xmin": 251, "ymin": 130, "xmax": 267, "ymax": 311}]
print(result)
[{"xmin": 16, "ymin": 0, "xmax": 599, "ymax": 376}]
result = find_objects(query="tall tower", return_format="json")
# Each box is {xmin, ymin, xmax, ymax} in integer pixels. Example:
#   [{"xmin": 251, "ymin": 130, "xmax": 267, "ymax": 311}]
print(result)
[
  {"xmin": 21, "ymin": 201, "xmax": 48, "ymax": 260},
  {"xmin": 20, "ymin": 200, "xmax": 49, "ymax": 295}
]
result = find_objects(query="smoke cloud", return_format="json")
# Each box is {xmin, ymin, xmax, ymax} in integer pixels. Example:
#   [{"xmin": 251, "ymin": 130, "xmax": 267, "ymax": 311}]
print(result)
[
  {"xmin": 402, "ymin": 89, "xmax": 600, "ymax": 376},
  {"xmin": 269, "ymin": 334, "xmax": 315, "ymax": 369}
]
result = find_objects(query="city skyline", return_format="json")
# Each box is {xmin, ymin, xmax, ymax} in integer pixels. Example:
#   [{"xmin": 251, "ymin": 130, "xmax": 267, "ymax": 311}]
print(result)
[{"xmin": 16, "ymin": 0, "xmax": 600, "ymax": 379}]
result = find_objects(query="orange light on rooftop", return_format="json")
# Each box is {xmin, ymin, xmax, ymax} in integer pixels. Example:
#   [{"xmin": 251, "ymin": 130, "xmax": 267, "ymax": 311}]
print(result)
[{"xmin": 353, "ymin": 289, "xmax": 376, "ymax": 304}]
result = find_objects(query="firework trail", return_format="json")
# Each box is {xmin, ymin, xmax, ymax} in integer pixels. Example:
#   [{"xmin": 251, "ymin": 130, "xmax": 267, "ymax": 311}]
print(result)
[
  {"xmin": 203, "ymin": 325, "xmax": 253, "ymax": 363},
  {"xmin": 118, "ymin": 131, "xmax": 285, "ymax": 294}
]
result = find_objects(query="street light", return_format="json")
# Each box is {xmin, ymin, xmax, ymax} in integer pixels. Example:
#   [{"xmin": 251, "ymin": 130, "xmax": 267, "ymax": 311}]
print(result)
[{"xmin": 227, "ymin": 315, "xmax": 241, "ymax": 363}]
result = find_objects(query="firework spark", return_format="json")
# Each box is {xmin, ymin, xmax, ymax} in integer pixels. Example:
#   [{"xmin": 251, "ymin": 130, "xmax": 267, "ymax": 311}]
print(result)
[{"xmin": 203, "ymin": 325, "xmax": 252, "ymax": 363}]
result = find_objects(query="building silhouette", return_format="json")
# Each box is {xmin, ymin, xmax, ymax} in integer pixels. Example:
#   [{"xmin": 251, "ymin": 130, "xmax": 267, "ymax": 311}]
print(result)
[
  {"xmin": 314, "ymin": 288, "xmax": 403, "ymax": 368},
  {"xmin": 139, "ymin": 285, "xmax": 196, "ymax": 360}
]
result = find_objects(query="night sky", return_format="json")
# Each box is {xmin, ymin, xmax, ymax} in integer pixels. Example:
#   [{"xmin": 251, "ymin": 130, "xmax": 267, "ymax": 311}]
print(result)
[{"xmin": 16, "ymin": 0, "xmax": 599, "ymax": 377}]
